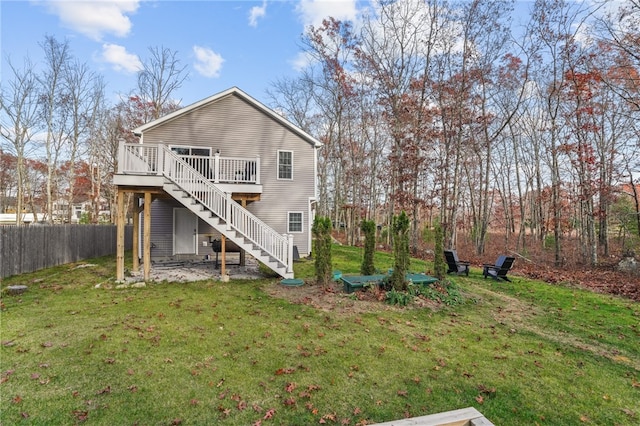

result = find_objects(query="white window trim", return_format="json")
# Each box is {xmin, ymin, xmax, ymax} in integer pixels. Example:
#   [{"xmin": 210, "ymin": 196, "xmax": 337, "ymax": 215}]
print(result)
[
  {"xmin": 277, "ymin": 150, "xmax": 294, "ymax": 180},
  {"xmin": 288, "ymin": 211, "xmax": 303, "ymax": 233}
]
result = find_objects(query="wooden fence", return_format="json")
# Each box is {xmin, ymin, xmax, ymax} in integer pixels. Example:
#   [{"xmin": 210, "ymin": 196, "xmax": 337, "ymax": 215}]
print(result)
[{"xmin": 0, "ymin": 224, "xmax": 133, "ymax": 279}]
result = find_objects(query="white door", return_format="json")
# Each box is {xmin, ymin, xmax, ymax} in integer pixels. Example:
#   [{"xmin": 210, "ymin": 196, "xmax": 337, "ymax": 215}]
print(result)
[{"xmin": 174, "ymin": 208, "xmax": 197, "ymax": 254}]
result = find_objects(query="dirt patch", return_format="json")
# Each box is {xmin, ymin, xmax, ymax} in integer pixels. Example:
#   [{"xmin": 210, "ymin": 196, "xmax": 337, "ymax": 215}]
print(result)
[{"xmin": 263, "ymin": 279, "xmax": 440, "ymax": 315}]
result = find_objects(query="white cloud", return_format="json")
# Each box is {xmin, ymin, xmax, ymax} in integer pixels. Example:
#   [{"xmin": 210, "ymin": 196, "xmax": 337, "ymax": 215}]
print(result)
[
  {"xmin": 100, "ymin": 43, "xmax": 143, "ymax": 73},
  {"xmin": 248, "ymin": 0, "xmax": 267, "ymax": 27},
  {"xmin": 44, "ymin": 0, "xmax": 140, "ymax": 41},
  {"xmin": 295, "ymin": 0, "xmax": 358, "ymax": 29},
  {"xmin": 193, "ymin": 45, "xmax": 224, "ymax": 78},
  {"xmin": 290, "ymin": 51, "xmax": 314, "ymax": 72}
]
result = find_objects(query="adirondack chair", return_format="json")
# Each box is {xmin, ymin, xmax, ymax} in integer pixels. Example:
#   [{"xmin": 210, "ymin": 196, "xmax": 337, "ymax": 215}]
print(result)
[
  {"xmin": 483, "ymin": 255, "xmax": 515, "ymax": 282},
  {"xmin": 444, "ymin": 250, "xmax": 470, "ymax": 276}
]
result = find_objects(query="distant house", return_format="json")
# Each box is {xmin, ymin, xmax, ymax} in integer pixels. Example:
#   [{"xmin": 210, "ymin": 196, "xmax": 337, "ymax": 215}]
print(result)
[
  {"xmin": 0, "ymin": 213, "xmax": 46, "ymax": 225},
  {"xmin": 113, "ymin": 87, "xmax": 321, "ymax": 280}
]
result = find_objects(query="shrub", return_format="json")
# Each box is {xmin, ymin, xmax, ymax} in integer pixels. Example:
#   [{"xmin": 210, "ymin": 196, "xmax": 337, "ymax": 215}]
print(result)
[
  {"xmin": 390, "ymin": 211, "xmax": 410, "ymax": 291},
  {"xmin": 312, "ymin": 216, "xmax": 333, "ymax": 287},
  {"xmin": 360, "ymin": 219, "xmax": 376, "ymax": 275}
]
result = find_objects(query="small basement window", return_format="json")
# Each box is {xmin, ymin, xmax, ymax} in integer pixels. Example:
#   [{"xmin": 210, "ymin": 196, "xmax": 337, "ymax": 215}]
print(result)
[{"xmin": 288, "ymin": 212, "xmax": 303, "ymax": 233}]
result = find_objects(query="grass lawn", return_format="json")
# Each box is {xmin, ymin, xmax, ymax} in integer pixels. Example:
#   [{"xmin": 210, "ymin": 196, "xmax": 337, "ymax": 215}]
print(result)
[{"xmin": 1, "ymin": 245, "xmax": 639, "ymax": 425}]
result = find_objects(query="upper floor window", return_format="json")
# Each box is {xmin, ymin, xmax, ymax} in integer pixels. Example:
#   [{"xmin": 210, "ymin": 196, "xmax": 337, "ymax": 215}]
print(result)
[
  {"xmin": 278, "ymin": 150, "xmax": 293, "ymax": 180},
  {"xmin": 171, "ymin": 146, "xmax": 211, "ymax": 157}
]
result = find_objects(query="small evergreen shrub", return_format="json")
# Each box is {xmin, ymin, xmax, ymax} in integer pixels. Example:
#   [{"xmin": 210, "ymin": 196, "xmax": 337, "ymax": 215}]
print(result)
[
  {"xmin": 312, "ymin": 216, "xmax": 333, "ymax": 287},
  {"xmin": 390, "ymin": 211, "xmax": 410, "ymax": 291},
  {"xmin": 360, "ymin": 219, "xmax": 376, "ymax": 275}
]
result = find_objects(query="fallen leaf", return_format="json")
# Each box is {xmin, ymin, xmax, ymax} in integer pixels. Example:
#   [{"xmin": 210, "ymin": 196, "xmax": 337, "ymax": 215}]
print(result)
[
  {"xmin": 285, "ymin": 382, "xmax": 297, "ymax": 393},
  {"xmin": 263, "ymin": 408, "xmax": 276, "ymax": 419},
  {"xmin": 397, "ymin": 390, "xmax": 408, "ymax": 397},
  {"xmin": 72, "ymin": 409, "xmax": 89, "ymax": 422},
  {"xmin": 96, "ymin": 386, "xmax": 111, "ymax": 395},
  {"xmin": 475, "ymin": 395, "xmax": 484, "ymax": 404},
  {"xmin": 12, "ymin": 395, "xmax": 22, "ymax": 404}
]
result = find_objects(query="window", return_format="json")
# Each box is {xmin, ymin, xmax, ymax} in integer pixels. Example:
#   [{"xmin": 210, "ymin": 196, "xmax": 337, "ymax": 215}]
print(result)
[
  {"xmin": 171, "ymin": 145, "xmax": 212, "ymax": 178},
  {"xmin": 278, "ymin": 150, "xmax": 293, "ymax": 180},
  {"xmin": 288, "ymin": 212, "xmax": 303, "ymax": 233},
  {"xmin": 171, "ymin": 146, "xmax": 211, "ymax": 157}
]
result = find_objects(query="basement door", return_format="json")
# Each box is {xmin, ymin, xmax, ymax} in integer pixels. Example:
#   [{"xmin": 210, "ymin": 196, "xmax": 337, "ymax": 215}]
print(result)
[{"xmin": 173, "ymin": 208, "xmax": 197, "ymax": 254}]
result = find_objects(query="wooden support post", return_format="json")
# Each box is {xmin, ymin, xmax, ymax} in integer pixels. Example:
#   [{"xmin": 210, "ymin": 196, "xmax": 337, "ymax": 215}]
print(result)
[
  {"xmin": 239, "ymin": 198, "xmax": 246, "ymax": 267},
  {"xmin": 221, "ymin": 234, "xmax": 227, "ymax": 277},
  {"xmin": 116, "ymin": 189, "xmax": 125, "ymax": 281},
  {"xmin": 143, "ymin": 192, "xmax": 152, "ymax": 281},
  {"xmin": 132, "ymin": 194, "xmax": 140, "ymax": 272}
]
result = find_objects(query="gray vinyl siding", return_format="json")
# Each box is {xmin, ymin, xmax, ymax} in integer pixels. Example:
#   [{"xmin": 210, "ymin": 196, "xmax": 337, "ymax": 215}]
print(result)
[{"xmin": 141, "ymin": 93, "xmax": 316, "ymax": 256}]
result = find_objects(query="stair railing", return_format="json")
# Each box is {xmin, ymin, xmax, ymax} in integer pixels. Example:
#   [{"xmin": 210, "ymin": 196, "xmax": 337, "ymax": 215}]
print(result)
[{"xmin": 162, "ymin": 146, "xmax": 292, "ymax": 272}]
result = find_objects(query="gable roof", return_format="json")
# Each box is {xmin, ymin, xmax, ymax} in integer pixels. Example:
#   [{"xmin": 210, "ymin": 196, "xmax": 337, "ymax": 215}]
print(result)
[{"xmin": 133, "ymin": 87, "xmax": 322, "ymax": 148}]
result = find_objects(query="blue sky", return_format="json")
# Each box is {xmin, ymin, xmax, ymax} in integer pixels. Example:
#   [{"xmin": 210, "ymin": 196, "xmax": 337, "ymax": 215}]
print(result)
[{"xmin": 1, "ymin": 0, "xmax": 362, "ymax": 106}]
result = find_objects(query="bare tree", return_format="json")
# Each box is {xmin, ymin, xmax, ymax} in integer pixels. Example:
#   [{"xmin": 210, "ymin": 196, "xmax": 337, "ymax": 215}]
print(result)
[
  {"xmin": 38, "ymin": 35, "xmax": 72, "ymax": 223},
  {"xmin": 0, "ymin": 57, "xmax": 41, "ymax": 225},
  {"xmin": 137, "ymin": 46, "xmax": 188, "ymax": 121},
  {"xmin": 61, "ymin": 59, "xmax": 106, "ymax": 223}
]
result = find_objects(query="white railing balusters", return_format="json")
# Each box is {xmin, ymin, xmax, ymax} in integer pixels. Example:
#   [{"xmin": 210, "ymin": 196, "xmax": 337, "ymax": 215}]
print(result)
[{"xmin": 117, "ymin": 143, "xmax": 288, "ymax": 273}]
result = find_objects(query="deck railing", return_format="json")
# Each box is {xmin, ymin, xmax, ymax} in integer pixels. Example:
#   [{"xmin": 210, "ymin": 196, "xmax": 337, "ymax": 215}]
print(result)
[
  {"xmin": 118, "ymin": 142, "xmax": 260, "ymax": 184},
  {"xmin": 117, "ymin": 142, "xmax": 290, "ymax": 273}
]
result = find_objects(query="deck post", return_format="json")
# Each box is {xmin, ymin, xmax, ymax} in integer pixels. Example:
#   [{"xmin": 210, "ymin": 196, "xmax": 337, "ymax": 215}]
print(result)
[
  {"xmin": 255, "ymin": 155, "xmax": 261, "ymax": 185},
  {"xmin": 221, "ymin": 234, "xmax": 227, "ymax": 277},
  {"xmin": 132, "ymin": 194, "xmax": 140, "ymax": 272},
  {"xmin": 116, "ymin": 189, "xmax": 125, "ymax": 281},
  {"xmin": 143, "ymin": 191, "xmax": 152, "ymax": 281},
  {"xmin": 156, "ymin": 144, "xmax": 164, "ymax": 176},
  {"xmin": 225, "ymin": 192, "xmax": 232, "ymax": 231},
  {"xmin": 117, "ymin": 140, "xmax": 125, "ymax": 174},
  {"xmin": 287, "ymin": 233, "xmax": 294, "ymax": 274},
  {"xmin": 239, "ymin": 199, "xmax": 247, "ymax": 267},
  {"xmin": 214, "ymin": 151, "xmax": 220, "ymax": 183}
]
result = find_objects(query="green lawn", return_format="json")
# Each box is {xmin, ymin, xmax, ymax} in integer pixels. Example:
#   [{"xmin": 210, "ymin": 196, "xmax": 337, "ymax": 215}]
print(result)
[{"xmin": 1, "ymin": 246, "xmax": 638, "ymax": 425}]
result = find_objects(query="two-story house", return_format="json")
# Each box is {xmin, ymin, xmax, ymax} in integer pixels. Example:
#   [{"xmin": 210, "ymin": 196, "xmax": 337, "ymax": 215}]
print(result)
[{"xmin": 113, "ymin": 87, "xmax": 321, "ymax": 280}]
